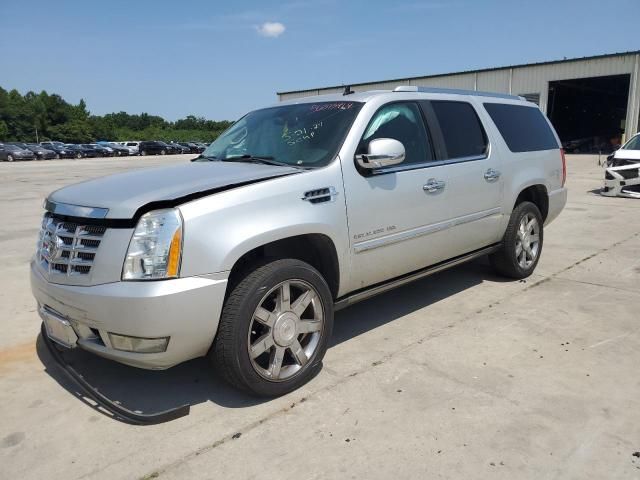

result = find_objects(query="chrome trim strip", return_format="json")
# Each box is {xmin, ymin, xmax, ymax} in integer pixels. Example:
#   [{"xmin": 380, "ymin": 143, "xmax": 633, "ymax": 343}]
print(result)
[
  {"xmin": 353, "ymin": 207, "xmax": 502, "ymax": 253},
  {"xmin": 370, "ymin": 154, "xmax": 488, "ymax": 175},
  {"xmin": 45, "ymin": 200, "xmax": 109, "ymax": 219},
  {"xmin": 335, "ymin": 244, "xmax": 501, "ymax": 310}
]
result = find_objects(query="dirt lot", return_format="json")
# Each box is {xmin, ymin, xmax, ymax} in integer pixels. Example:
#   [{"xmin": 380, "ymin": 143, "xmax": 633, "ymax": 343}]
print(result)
[{"xmin": 1, "ymin": 154, "xmax": 639, "ymax": 479}]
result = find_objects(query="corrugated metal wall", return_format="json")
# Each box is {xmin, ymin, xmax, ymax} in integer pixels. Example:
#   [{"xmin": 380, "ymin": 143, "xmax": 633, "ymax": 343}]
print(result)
[{"xmin": 278, "ymin": 53, "xmax": 640, "ymax": 136}]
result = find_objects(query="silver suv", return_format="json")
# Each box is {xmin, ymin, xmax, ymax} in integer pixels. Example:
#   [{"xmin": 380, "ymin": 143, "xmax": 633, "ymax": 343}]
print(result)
[{"xmin": 31, "ymin": 87, "xmax": 567, "ymax": 396}]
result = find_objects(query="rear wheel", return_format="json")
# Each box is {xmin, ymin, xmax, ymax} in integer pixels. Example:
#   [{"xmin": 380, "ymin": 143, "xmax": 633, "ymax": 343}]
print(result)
[
  {"xmin": 160, "ymin": 149, "xmax": 166, "ymax": 156},
  {"xmin": 212, "ymin": 258, "xmax": 333, "ymax": 396},
  {"xmin": 7, "ymin": 154, "xmax": 13, "ymax": 162},
  {"xmin": 55, "ymin": 154, "xmax": 60, "ymax": 159},
  {"xmin": 141, "ymin": 150, "xmax": 147, "ymax": 156},
  {"xmin": 490, "ymin": 201, "xmax": 543, "ymax": 279},
  {"xmin": 75, "ymin": 153, "xmax": 82, "ymax": 159}
]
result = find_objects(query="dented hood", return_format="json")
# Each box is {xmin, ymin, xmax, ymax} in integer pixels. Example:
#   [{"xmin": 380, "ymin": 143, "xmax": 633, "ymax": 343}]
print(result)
[
  {"xmin": 614, "ymin": 149, "xmax": 640, "ymax": 161},
  {"xmin": 48, "ymin": 161, "xmax": 299, "ymax": 219}
]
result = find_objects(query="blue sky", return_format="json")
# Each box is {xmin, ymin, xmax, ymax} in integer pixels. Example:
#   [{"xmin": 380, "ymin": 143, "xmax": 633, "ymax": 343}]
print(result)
[{"xmin": 1, "ymin": 0, "xmax": 638, "ymax": 121}]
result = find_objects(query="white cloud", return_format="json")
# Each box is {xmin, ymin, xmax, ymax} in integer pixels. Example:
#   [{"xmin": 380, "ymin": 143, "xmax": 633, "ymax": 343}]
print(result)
[{"xmin": 256, "ymin": 22, "xmax": 286, "ymax": 38}]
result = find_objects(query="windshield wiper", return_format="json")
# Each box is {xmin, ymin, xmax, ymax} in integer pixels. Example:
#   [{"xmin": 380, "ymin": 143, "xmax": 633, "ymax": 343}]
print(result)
[
  {"xmin": 192, "ymin": 154, "xmax": 218, "ymax": 162},
  {"xmin": 221, "ymin": 154, "xmax": 297, "ymax": 168}
]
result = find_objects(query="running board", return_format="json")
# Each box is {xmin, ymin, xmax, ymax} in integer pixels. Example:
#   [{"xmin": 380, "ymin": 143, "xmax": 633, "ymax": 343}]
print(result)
[
  {"xmin": 334, "ymin": 244, "xmax": 500, "ymax": 311},
  {"xmin": 41, "ymin": 323, "xmax": 190, "ymax": 425}
]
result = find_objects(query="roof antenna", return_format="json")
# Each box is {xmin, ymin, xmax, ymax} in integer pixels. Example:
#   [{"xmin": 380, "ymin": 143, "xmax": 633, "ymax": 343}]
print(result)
[{"xmin": 343, "ymin": 85, "xmax": 354, "ymax": 96}]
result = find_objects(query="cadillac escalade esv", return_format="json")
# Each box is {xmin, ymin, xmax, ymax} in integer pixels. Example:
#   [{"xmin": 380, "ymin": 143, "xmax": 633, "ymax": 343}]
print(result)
[{"xmin": 31, "ymin": 86, "xmax": 567, "ymax": 396}]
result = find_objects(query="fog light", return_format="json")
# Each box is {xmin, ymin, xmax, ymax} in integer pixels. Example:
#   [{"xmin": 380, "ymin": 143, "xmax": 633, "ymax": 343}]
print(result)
[{"xmin": 108, "ymin": 333, "xmax": 169, "ymax": 353}]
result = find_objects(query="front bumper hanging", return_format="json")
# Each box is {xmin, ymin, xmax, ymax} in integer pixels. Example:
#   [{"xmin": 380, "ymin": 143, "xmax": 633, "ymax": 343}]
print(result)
[
  {"xmin": 41, "ymin": 323, "xmax": 190, "ymax": 425},
  {"xmin": 602, "ymin": 161, "xmax": 640, "ymax": 198}
]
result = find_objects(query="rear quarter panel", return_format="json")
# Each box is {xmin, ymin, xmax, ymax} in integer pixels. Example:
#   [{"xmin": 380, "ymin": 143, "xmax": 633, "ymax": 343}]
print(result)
[{"xmin": 477, "ymin": 100, "xmax": 564, "ymax": 232}]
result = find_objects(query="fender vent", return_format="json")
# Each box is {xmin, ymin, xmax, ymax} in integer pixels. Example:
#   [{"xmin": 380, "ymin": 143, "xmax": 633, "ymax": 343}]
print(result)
[{"xmin": 302, "ymin": 187, "xmax": 338, "ymax": 204}]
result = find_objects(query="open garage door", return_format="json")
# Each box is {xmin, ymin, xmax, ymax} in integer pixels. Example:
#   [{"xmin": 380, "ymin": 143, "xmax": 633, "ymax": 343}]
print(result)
[{"xmin": 547, "ymin": 74, "xmax": 630, "ymax": 154}]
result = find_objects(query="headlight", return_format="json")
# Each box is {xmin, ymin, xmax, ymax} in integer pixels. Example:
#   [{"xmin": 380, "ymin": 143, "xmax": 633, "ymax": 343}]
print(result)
[{"xmin": 122, "ymin": 209, "xmax": 183, "ymax": 280}]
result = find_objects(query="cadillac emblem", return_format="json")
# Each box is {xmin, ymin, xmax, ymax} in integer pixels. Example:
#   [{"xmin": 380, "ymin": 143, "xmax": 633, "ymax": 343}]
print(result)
[{"xmin": 43, "ymin": 232, "xmax": 65, "ymax": 261}]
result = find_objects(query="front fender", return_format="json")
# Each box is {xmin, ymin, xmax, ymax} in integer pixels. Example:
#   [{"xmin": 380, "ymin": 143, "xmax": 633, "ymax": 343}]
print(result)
[{"xmin": 177, "ymin": 162, "xmax": 350, "ymax": 289}]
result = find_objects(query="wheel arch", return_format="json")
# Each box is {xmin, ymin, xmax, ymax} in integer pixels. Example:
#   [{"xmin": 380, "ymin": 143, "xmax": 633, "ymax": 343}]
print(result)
[
  {"xmin": 227, "ymin": 233, "xmax": 341, "ymax": 300},
  {"xmin": 512, "ymin": 184, "xmax": 549, "ymax": 221}
]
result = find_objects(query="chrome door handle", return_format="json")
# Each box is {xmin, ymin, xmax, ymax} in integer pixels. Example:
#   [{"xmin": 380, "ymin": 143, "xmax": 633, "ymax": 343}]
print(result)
[
  {"xmin": 423, "ymin": 178, "xmax": 446, "ymax": 193},
  {"xmin": 484, "ymin": 168, "xmax": 501, "ymax": 181}
]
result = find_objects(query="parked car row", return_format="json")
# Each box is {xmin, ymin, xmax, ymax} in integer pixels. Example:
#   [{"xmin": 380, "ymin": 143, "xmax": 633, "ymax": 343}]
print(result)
[{"xmin": 0, "ymin": 140, "xmax": 208, "ymax": 161}]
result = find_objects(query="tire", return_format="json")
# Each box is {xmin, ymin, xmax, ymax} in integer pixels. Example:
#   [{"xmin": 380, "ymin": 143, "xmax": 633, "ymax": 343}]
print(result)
[
  {"xmin": 76, "ymin": 153, "xmax": 82, "ymax": 159},
  {"xmin": 55, "ymin": 154, "xmax": 60, "ymax": 159},
  {"xmin": 490, "ymin": 201, "xmax": 543, "ymax": 279},
  {"xmin": 212, "ymin": 258, "xmax": 334, "ymax": 397},
  {"xmin": 160, "ymin": 149, "xmax": 166, "ymax": 156},
  {"xmin": 7, "ymin": 154, "xmax": 13, "ymax": 162},
  {"xmin": 141, "ymin": 150, "xmax": 147, "ymax": 156}
]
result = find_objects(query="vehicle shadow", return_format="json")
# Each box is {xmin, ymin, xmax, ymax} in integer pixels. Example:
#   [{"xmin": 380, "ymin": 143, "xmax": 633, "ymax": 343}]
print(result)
[{"xmin": 37, "ymin": 257, "xmax": 505, "ymax": 423}]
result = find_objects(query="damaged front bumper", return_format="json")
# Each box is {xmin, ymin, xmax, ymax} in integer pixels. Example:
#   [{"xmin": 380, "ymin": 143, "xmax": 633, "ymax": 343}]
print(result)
[{"xmin": 602, "ymin": 160, "xmax": 640, "ymax": 198}]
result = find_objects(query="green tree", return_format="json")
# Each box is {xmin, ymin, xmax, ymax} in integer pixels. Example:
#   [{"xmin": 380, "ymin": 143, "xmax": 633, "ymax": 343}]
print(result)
[{"xmin": 0, "ymin": 86, "xmax": 230, "ymax": 144}]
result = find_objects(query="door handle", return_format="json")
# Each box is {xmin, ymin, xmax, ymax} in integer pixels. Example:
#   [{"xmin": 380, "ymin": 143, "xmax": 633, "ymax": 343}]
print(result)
[
  {"xmin": 484, "ymin": 168, "xmax": 501, "ymax": 181},
  {"xmin": 423, "ymin": 178, "xmax": 446, "ymax": 193}
]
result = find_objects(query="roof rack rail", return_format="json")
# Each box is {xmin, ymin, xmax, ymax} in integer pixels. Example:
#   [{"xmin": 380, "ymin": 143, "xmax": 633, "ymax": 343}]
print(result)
[{"xmin": 393, "ymin": 85, "xmax": 524, "ymax": 101}]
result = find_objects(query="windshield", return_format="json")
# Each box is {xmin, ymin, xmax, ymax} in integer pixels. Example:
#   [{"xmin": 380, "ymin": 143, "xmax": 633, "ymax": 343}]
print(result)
[
  {"xmin": 201, "ymin": 101, "xmax": 363, "ymax": 168},
  {"xmin": 622, "ymin": 134, "xmax": 640, "ymax": 151}
]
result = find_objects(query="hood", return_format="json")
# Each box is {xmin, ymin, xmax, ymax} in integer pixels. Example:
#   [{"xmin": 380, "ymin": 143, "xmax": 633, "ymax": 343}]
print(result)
[
  {"xmin": 614, "ymin": 149, "xmax": 640, "ymax": 161},
  {"xmin": 48, "ymin": 161, "xmax": 300, "ymax": 219}
]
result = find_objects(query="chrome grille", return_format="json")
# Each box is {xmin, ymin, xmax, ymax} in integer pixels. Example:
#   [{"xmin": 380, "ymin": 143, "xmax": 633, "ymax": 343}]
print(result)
[{"xmin": 37, "ymin": 214, "xmax": 106, "ymax": 277}]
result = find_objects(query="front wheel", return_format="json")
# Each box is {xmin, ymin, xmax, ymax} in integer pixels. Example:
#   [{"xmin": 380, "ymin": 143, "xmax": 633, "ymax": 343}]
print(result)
[
  {"xmin": 490, "ymin": 201, "xmax": 543, "ymax": 279},
  {"xmin": 141, "ymin": 150, "xmax": 147, "ymax": 156},
  {"xmin": 6, "ymin": 154, "xmax": 14, "ymax": 162},
  {"xmin": 160, "ymin": 149, "xmax": 166, "ymax": 155},
  {"xmin": 212, "ymin": 258, "xmax": 333, "ymax": 396}
]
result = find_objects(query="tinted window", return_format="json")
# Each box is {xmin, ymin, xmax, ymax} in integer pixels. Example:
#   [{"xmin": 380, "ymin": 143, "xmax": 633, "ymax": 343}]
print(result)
[
  {"xmin": 431, "ymin": 101, "xmax": 488, "ymax": 159},
  {"xmin": 484, "ymin": 103, "xmax": 558, "ymax": 152},
  {"xmin": 358, "ymin": 102, "xmax": 432, "ymax": 165}
]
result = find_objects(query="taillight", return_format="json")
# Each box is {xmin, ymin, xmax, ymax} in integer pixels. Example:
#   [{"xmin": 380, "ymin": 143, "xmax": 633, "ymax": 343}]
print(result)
[{"xmin": 560, "ymin": 148, "xmax": 567, "ymax": 187}]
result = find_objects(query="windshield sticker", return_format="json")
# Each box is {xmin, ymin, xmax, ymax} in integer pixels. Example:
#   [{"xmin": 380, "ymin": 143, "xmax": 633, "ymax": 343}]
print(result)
[
  {"xmin": 310, "ymin": 102, "xmax": 354, "ymax": 112},
  {"xmin": 282, "ymin": 121, "xmax": 324, "ymax": 146}
]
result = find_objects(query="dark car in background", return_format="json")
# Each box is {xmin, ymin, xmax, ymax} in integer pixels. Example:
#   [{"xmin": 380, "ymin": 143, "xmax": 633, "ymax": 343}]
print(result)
[
  {"xmin": 38, "ymin": 142, "xmax": 76, "ymax": 159},
  {"xmin": 177, "ymin": 142, "xmax": 204, "ymax": 153},
  {"xmin": 0, "ymin": 144, "xmax": 36, "ymax": 161},
  {"xmin": 81, "ymin": 144, "xmax": 110, "ymax": 157},
  {"xmin": 65, "ymin": 144, "xmax": 95, "ymax": 158},
  {"xmin": 23, "ymin": 144, "xmax": 57, "ymax": 160},
  {"xmin": 139, "ymin": 141, "xmax": 170, "ymax": 155},
  {"xmin": 40, "ymin": 141, "xmax": 66, "ymax": 150},
  {"xmin": 167, "ymin": 142, "xmax": 190, "ymax": 154},
  {"xmin": 155, "ymin": 141, "xmax": 180, "ymax": 154},
  {"xmin": 97, "ymin": 142, "xmax": 130, "ymax": 156}
]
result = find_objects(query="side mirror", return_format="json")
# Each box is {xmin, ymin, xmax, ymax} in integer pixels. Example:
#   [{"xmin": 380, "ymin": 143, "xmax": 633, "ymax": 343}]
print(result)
[{"xmin": 355, "ymin": 138, "xmax": 405, "ymax": 170}]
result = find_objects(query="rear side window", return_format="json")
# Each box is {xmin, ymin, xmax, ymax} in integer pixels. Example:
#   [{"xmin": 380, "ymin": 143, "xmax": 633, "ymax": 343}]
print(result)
[
  {"xmin": 484, "ymin": 103, "xmax": 558, "ymax": 152},
  {"xmin": 430, "ymin": 101, "xmax": 488, "ymax": 159}
]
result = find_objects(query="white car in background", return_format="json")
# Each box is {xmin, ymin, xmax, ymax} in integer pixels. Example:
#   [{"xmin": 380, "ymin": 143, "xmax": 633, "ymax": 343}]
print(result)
[
  {"xmin": 603, "ymin": 133, "xmax": 640, "ymax": 198},
  {"xmin": 121, "ymin": 141, "xmax": 140, "ymax": 155}
]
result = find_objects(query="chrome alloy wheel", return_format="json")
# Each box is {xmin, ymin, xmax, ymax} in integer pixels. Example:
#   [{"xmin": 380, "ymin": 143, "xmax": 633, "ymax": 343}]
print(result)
[
  {"xmin": 248, "ymin": 279, "xmax": 324, "ymax": 382},
  {"xmin": 515, "ymin": 213, "xmax": 540, "ymax": 269}
]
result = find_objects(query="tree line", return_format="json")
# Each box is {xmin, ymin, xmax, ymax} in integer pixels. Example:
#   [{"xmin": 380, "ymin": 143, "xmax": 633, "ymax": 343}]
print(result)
[{"xmin": 0, "ymin": 87, "xmax": 233, "ymax": 143}]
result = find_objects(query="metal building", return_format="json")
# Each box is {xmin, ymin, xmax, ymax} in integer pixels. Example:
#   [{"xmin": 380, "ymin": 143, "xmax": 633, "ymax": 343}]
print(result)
[{"xmin": 277, "ymin": 51, "xmax": 640, "ymax": 154}]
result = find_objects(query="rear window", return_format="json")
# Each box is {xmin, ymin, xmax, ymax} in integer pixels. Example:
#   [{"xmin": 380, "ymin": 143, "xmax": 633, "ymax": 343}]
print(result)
[
  {"xmin": 431, "ymin": 101, "xmax": 488, "ymax": 159},
  {"xmin": 484, "ymin": 103, "xmax": 558, "ymax": 152}
]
